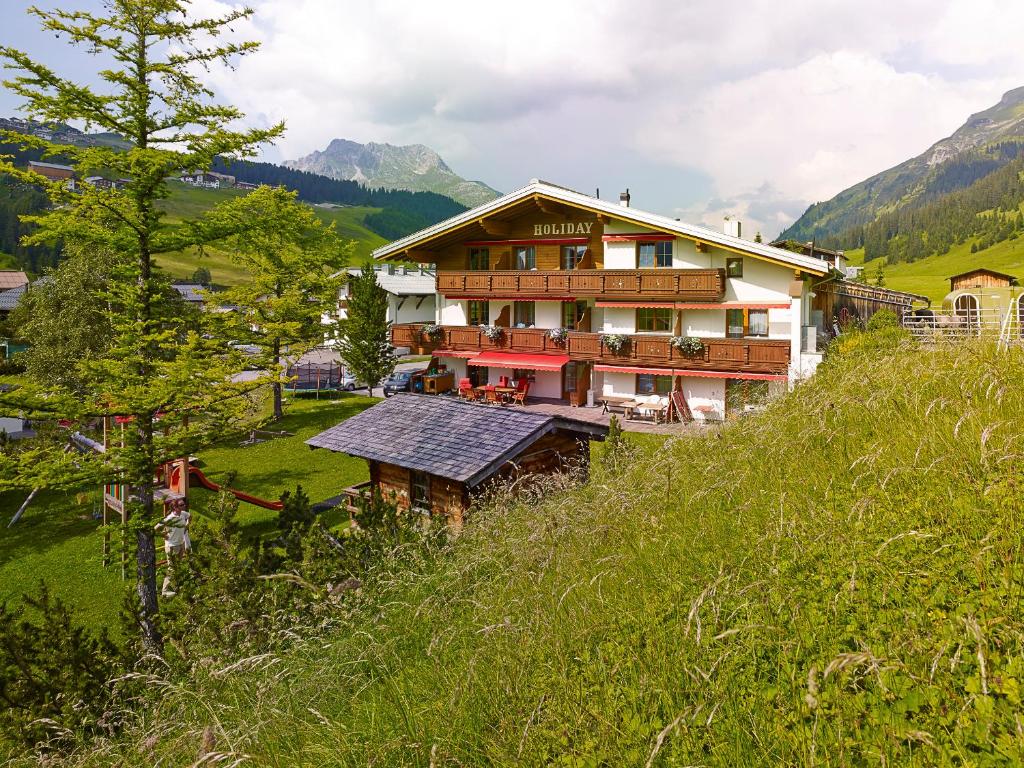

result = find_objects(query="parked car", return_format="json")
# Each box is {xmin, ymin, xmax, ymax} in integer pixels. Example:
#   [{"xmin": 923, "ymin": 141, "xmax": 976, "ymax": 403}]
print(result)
[
  {"xmin": 339, "ymin": 372, "xmax": 366, "ymax": 392},
  {"xmin": 382, "ymin": 369, "xmax": 425, "ymax": 397}
]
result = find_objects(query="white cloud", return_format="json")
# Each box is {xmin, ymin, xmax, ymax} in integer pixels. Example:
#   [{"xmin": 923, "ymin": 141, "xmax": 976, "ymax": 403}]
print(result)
[{"xmin": 186, "ymin": 0, "xmax": 1024, "ymax": 237}]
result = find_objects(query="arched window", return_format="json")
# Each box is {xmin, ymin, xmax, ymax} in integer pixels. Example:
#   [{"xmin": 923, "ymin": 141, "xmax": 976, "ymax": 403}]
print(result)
[{"xmin": 954, "ymin": 294, "xmax": 979, "ymax": 332}]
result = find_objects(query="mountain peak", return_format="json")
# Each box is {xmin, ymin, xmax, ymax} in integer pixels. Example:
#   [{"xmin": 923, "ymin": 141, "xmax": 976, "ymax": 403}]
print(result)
[{"xmin": 285, "ymin": 138, "xmax": 496, "ymax": 207}]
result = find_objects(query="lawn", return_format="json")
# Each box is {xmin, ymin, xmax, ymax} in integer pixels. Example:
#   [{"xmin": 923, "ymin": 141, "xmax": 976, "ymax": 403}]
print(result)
[
  {"xmin": 845, "ymin": 235, "xmax": 1024, "ymax": 303},
  {"xmin": 0, "ymin": 391, "xmax": 379, "ymax": 630}
]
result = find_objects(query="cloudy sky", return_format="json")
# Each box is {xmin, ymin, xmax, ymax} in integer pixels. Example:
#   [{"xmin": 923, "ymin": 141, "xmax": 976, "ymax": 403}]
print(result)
[{"xmin": 3, "ymin": 0, "xmax": 1023, "ymax": 238}]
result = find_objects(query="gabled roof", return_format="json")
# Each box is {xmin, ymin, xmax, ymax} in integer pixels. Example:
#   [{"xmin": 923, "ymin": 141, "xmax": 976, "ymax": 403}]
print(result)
[
  {"xmin": 171, "ymin": 284, "xmax": 207, "ymax": 302},
  {"xmin": 372, "ymin": 179, "xmax": 829, "ymax": 276},
  {"xmin": 27, "ymin": 160, "xmax": 74, "ymax": 171},
  {"xmin": 947, "ymin": 268, "xmax": 1018, "ymax": 283},
  {"xmin": 306, "ymin": 393, "xmax": 607, "ymax": 487}
]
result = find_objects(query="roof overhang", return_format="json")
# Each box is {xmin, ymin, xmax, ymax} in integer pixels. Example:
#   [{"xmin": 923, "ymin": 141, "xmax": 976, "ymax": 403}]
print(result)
[{"xmin": 373, "ymin": 180, "xmax": 829, "ymax": 277}]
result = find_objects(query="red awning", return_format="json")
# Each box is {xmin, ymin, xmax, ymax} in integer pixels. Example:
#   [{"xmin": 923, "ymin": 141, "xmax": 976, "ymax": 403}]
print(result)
[
  {"xmin": 468, "ymin": 352, "xmax": 570, "ymax": 371},
  {"xmin": 674, "ymin": 369, "xmax": 788, "ymax": 381},
  {"xmin": 594, "ymin": 364, "xmax": 675, "ymax": 375},
  {"xmin": 444, "ymin": 296, "xmax": 576, "ymax": 302},
  {"xmin": 594, "ymin": 301, "xmax": 676, "ymax": 309},
  {"xmin": 433, "ymin": 350, "xmax": 478, "ymax": 358},
  {"xmin": 675, "ymin": 302, "xmax": 791, "ymax": 310}
]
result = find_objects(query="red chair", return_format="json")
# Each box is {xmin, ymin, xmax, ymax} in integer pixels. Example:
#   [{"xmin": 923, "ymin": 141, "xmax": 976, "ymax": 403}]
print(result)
[
  {"xmin": 499, "ymin": 375, "xmax": 510, "ymax": 387},
  {"xmin": 511, "ymin": 382, "xmax": 530, "ymax": 406}
]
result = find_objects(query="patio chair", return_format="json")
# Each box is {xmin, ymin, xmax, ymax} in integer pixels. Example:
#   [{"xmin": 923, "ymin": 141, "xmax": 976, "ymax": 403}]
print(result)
[
  {"xmin": 484, "ymin": 386, "xmax": 503, "ymax": 406},
  {"xmin": 511, "ymin": 383, "xmax": 530, "ymax": 406}
]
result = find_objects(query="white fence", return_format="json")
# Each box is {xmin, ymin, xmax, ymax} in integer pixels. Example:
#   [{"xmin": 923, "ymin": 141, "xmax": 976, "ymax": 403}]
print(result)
[{"xmin": 901, "ymin": 299, "xmax": 1022, "ymax": 349}]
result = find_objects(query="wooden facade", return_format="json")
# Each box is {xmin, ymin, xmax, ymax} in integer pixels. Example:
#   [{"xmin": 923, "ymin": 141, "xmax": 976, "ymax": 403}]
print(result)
[{"xmin": 949, "ymin": 269, "xmax": 1017, "ymax": 292}]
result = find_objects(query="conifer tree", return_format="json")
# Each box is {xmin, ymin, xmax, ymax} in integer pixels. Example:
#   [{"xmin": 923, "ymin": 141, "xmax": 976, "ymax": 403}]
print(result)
[
  {"xmin": 0, "ymin": 1, "xmax": 283, "ymax": 653},
  {"xmin": 212, "ymin": 186, "xmax": 349, "ymax": 419},
  {"xmin": 335, "ymin": 264, "xmax": 395, "ymax": 391}
]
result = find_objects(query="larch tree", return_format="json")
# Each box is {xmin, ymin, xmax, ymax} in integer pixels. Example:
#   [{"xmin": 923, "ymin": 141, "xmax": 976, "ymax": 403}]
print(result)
[
  {"xmin": 0, "ymin": 0, "xmax": 283, "ymax": 653},
  {"xmin": 212, "ymin": 186, "xmax": 350, "ymax": 420},
  {"xmin": 335, "ymin": 264, "xmax": 395, "ymax": 391}
]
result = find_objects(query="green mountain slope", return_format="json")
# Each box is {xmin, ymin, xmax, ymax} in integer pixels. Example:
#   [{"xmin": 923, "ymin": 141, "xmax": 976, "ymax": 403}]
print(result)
[
  {"xmin": 68, "ymin": 338, "xmax": 1024, "ymax": 766},
  {"xmin": 782, "ymin": 87, "xmax": 1024, "ymax": 249},
  {"xmin": 155, "ymin": 182, "xmax": 386, "ymax": 285},
  {"xmin": 847, "ymin": 234, "xmax": 1024, "ymax": 303}
]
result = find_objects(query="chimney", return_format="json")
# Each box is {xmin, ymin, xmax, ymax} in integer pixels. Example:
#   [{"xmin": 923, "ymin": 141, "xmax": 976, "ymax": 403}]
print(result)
[
  {"xmin": 619, "ymin": 189, "xmax": 630, "ymax": 207},
  {"xmin": 724, "ymin": 217, "xmax": 742, "ymax": 239}
]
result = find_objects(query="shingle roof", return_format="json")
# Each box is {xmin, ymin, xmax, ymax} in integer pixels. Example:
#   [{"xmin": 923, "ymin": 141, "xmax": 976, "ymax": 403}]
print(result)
[
  {"xmin": 306, "ymin": 393, "xmax": 606, "ymax": 487},
  {"xmin": 0, "ymin": 284, "xmax": 27, "ymax": 311},
  {"xmin": 334, "ymin": 267, "xmax": 436, "ymax": 296},
  {"xmin": 0, "ymin": 271, "xmax": 28, "ymax": 290}
]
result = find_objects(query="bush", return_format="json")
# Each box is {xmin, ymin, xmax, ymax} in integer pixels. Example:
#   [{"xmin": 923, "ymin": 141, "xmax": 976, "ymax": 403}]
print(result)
[{"xmin": 866, "ymin": 307, "xmax": 899, "ymax": 330}]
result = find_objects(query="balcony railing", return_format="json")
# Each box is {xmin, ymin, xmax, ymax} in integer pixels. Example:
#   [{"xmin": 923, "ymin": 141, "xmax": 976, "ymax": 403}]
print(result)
[
  {"xmin": 391, "ymin": 323, "xmax": 790, "ymax": 374},
  {"xmin": 437, "ymin": 268, "xmax": 726, "ymax": 302}
]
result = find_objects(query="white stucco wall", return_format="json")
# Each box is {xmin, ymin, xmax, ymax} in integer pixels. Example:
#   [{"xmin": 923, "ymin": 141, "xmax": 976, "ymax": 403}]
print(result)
[
  {"xmin": 535, "ymin": 301, "xmax": 562, "ymax": 329},
  {"xmin": 681, "ymin": 377, "xmax": 725, "ymax": 422},
  {"xmin": 440, "ymin": 298, "xmax": 468, "ymax": 326},
  {"xmin": 487, "ymin": 367, "xmax": 562, "ymax": 398},
  {"xmin": 603, "ymin": 242, "xmax": 637, "ymax": 269},
  {"xmin": 682, "ymin": 310, "xmax": 724, "ymax": 337},
  {"xmin": 672, "ymin": 238, "xmax": 711, "ymax": 269},
  {"xmin": 440, "ymin": 357, "xmax": 468, "ymax": 382},
  {"xmin": 601, "ymin": 307, "xmax": 636, "ymax": 334},
  {"xmin": 718, "ymin": 251, "xmax": 792, "ymax": 303},
  {"xmin": 391, "ymin": 295, "xmax": 436, "ymax": 325},
  {"xmin": 601, "ymin": 371, "xmax": 636, "ymax": 398}
]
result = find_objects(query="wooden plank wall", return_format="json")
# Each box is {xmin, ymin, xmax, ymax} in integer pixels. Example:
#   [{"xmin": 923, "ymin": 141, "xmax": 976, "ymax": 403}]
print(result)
[{"xmin": 432, "ymin": 212, "xmax": 605, "ymax": 271}]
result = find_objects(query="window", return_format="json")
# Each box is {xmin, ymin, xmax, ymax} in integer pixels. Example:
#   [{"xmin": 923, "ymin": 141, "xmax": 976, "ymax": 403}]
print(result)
[
  {"xmin": 468, "ymin": 300, "xmax": 489, "ymax": 326},
  {"xmin": 468, "ymin": 247, "xmax": 489, "ymax": 270},
  {"xmin": 748, "ymin": 309, "xmax": 769, "ymax": 337},
  {"xmin": 410, "ymin": 470, "xmax": 430, "ymax": 514},
  {"xmin": 513, "ymin": 301, "xmax": 535, "ymax": 327},
  {"xmin": 512, "ymin": 368, "xmax": 536, "ymax": 387},
  {"xmin": 637, "ymin": 240, "xmax": 673, "ymax": 268},
  {"xmin": 564, "ymin": 361, "xmax": 578, "ymax": 393},
  {"xmin": 726, "ymin": 308, "xmax": 745, "ymax": 338},
  {"xmin": 561, "ymin": 245, "xmax": 587, "ymax": 270},
  {"xmin": 563, "ymin": 300, "xmax": 587, "ymax": 329},
  {"xmin": 726, "ymin": 308, "xmax": 769, "ymax": 338},
  {"xmin": 726, "ymin": 257, "xmax": 743, "ymax": 278},
  {"xmin": 515, "ymin": 246, "xmax": 536, "ymax": 270},
  {"xmin": 637, "ymin": 307, "xmax": 673, "ymax": 333},
  {"xmin": 637, "ymin": 373, "xmax": 672, "ymax": 395}
]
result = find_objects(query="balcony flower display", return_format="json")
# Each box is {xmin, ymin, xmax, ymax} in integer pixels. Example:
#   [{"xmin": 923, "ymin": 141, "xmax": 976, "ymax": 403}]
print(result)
[
  {"xmin": 547, "ymin": 327, "xmax": 570, "ymax": 345},
  {"xmin": 480, "ymin": 324, "xmax": 505, "ymax": 342},
  {"xmin": 421, "ymin": 323, "xmax": 444, "ymax": 341},
  {"xmin": 670, "ymin": 336, "xmax": 704, "ymax": 355},
  {"xmin": 601, "ymin": 333, "xmax": 629, "ymax": 355}
]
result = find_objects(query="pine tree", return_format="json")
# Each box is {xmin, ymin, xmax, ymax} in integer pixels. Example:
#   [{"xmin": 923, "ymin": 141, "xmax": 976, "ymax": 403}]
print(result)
[
  {"xmin": 335, "ymin": 265, "xmax": 395, "ymax": 391},
  {"xmin": 873, "ymin": 261, "xmax": 886, "ymax": 287},
  {"xmin": 0, "ymin": 1, "xmax": 283, "ymax": 653},
  {"xmin": 212, "ymin": 187, "xmax": 349, "ymax": 419},
  {"xmin": 754, "ymin": 231, "xmax": 763, "ymax": 243}
]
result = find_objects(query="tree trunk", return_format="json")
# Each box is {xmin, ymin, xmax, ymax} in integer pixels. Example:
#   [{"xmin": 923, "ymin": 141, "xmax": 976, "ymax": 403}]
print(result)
[
  {"xmin": 273, "ymin": 337, "xmax": 283, "ymax": 420},
  {"xmin": 135, "ymin": 525, "xmax": 162, "ymax": 654}
]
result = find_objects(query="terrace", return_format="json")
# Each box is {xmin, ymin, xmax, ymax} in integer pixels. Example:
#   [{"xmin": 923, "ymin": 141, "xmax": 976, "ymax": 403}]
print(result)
[{"xmin": 392, "ymin": 322, "xmax": 790, "ymax": 375}]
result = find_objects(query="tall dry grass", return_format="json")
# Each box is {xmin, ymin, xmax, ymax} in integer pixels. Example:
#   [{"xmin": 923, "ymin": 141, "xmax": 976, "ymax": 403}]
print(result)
[{"xmin": 43, "ymin": 337, "xmax": 1024, "ymax": 766}]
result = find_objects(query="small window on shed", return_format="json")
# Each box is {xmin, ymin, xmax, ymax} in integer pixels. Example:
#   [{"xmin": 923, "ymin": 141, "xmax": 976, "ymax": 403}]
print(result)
[{"xmin": 410, "ymin": 470, "xmax": 430, "ymax": 515}]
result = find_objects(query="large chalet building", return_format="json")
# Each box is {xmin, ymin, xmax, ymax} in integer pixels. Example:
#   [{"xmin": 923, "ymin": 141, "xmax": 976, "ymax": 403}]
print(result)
[{"xmin": 380, "ymin": 180, "xmax": 836, "ymax": 420}]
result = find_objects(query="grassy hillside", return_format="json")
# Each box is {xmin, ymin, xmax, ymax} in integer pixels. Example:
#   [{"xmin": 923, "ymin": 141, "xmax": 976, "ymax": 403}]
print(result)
[
  {"xmin": 62, "ymin": 336, "xmax": 1024, "ymax": 766},
  {"xmin": 846, "ymin": 237, "xmax": 1024, "ymax": 303},
  {"xmin": 153, "ymin": 182, "xmax": 386, "ymax": 285}
]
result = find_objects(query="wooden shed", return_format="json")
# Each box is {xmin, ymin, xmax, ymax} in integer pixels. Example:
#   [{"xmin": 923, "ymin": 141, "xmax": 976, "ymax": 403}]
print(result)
[
  {"xmin": 948, "ymin": 269, "xmax": 1018, "ymax": 292},
  {"xmin": 306, "ymin": 394, "xmax": 608, "ymax": 528}
]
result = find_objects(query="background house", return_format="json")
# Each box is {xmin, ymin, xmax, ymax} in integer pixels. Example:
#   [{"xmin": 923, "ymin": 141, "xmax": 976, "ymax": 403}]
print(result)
[{"xmin": 328, "ymin": 264, "xmax": 436, "ymax": 352}]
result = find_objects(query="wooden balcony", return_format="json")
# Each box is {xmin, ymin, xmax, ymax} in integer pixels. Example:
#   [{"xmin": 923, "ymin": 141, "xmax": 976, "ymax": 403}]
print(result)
[
  {"xmin": 391, "ymin": 323, "xmax": 790, "ymax": 375},
  {"xmin": 436, "ymin": 268, "xmax": 726, "ymax": 302}
]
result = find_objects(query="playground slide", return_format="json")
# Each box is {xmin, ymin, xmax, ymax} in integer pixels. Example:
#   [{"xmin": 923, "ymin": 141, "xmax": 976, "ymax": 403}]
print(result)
[{"xmin": 187, "ymin": 466, "xmax": 284, "ymax": 511}]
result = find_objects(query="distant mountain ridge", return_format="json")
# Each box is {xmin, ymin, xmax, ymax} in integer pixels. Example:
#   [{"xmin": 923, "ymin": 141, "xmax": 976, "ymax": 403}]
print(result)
[
  {"xmin": 284, "ymin": 138, "xmax": 500, "ymax": 208},
  {"xmin": 781, "ymin": 87, "xmax": 1024, "ymax": 257}
]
